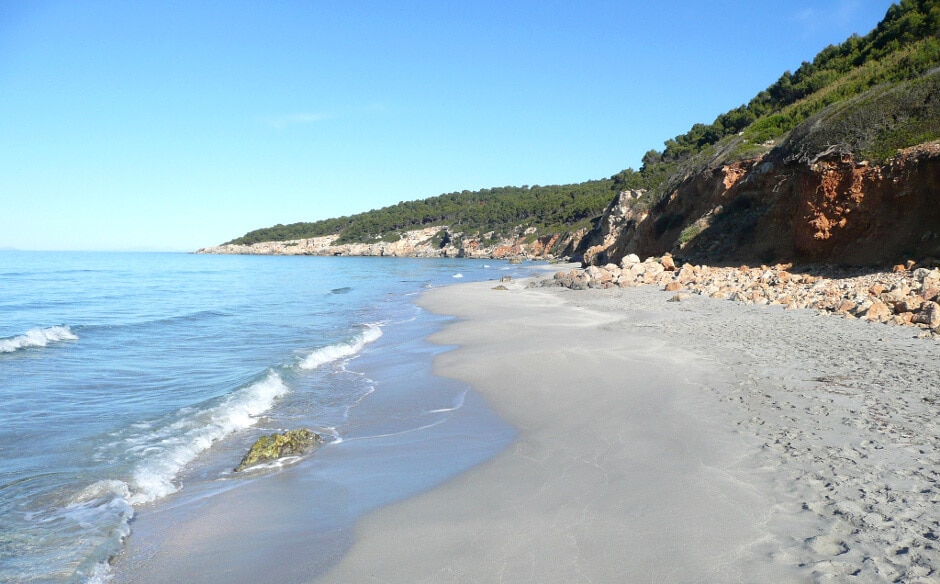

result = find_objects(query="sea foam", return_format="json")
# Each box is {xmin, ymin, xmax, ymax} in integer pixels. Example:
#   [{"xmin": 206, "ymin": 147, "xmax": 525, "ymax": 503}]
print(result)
[
  {"xmin": 0, "ymin": 325, "xmax": 78, "ymax": 353},
  {"xmin": 113, "ymin": 370, "xmax": 289, "ymax": 504},
  {"xmin": 299, "ymin": 324, "xmax": 382, "ymax": 370}
]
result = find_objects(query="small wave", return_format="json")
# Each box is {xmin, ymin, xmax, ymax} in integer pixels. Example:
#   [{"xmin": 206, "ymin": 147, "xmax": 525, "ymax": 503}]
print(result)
[
  {"xmin": 0, "ymin": 325, "xmax": 78, "ymax": 353},
  {"xmin": 104, "ymin": 370, "xmax": 289, "ymax": 505},
  {"xmin": 329, "ymin": 286, "xmax": 353, "ymax": 295},
  {"xmin": 344, "ymin": 418, "xmax": 449, "ymax": 442},
  {"xmin": 299, "ymin": 324, "xmax": 383, "ymax": 370},
  {"xmin": 426, "ymin": 389, "xmax": 468, "ymax": 414},
  {"xmin": 452, "ymin": 273, "xmax": 463, "ymax": 278}
]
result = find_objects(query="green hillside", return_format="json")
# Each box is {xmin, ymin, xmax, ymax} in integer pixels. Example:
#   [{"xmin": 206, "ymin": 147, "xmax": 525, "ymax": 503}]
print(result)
[
  {"xmin": 229, "ymin": 180, "xmax": 615, "ymax": 245},
  {"xmin": 617, "ymin": 0, "xmax": 940, "ymax": 207},
  {"xmin": 229, "ymin": 0, "xmax": 940, "ymax": 247}
]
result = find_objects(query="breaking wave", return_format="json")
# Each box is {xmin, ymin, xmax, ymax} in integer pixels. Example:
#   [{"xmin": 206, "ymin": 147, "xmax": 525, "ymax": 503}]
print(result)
[
  {"xmin": 299, "ymin": 324, "xmax": 383, "ymax": 370},
  {"xmin": 0, "ymin": 325, "xmax": 78, "ymax": 353}
]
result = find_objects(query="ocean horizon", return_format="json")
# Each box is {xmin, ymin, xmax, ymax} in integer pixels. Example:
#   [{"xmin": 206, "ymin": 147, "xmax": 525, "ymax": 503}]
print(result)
[{"xmin": 0, "ymin": 251, "xmax": 536, "ymax": 583}]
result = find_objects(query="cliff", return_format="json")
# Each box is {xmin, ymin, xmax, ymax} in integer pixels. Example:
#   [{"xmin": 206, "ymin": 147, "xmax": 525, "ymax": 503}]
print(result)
[
  {"xmin": 586, "ymin": 141, "xmax": 940, "ymax": 268},
  {"xmin": 197, "ymin": 225, "xmax": 587, "ymax": 260}
]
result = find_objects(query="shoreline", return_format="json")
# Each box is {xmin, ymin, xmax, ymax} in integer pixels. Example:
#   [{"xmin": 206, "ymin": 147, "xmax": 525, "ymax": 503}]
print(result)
[
  {"xmin": 315, "ymin": 280, "xmax": 940, "ymax": 582},
  {"xmin": 109, "ymin": 271, "xmax": 940, "ymax": 582},
  {"xmin": 109, "ymin": 301, "xmax": 515, "ymax": 583}
]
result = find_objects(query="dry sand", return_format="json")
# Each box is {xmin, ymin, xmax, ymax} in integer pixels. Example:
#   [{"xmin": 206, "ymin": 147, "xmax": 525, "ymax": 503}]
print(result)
[{"xmin": 315, "ymin": 280, "xmax": 940, "ymax": 583}]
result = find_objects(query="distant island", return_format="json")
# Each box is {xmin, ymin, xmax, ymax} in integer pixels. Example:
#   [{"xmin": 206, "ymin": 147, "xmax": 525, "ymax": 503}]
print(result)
[{"xmin": 200, "ymin": 1, "xmax": 940, "ymax": 268}]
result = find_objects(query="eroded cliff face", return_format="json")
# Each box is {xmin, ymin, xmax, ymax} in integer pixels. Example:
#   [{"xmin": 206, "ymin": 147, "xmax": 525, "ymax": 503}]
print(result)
[
  {"xmin": 197, "ymin": 225, "xmax": 587, "ymax": 260},
  {"xmin": 592, "ymin": 141, "xmax": 940, "ymax": 267}
]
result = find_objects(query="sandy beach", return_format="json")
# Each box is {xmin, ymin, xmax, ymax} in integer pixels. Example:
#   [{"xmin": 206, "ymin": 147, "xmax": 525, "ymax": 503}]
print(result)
[
  {"xmin": 317, "ymin": 279, "xmax": 940, "ymax": 583},
  {"xmin": 112, "ymin": 275, "xmax": 940, "ymax": 583}
]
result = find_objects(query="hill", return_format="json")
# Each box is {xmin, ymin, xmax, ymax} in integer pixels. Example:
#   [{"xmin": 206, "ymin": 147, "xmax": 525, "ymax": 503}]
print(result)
[{"xmin": 212, "ymin": 1, "xmax": 940, "ymax": 265}]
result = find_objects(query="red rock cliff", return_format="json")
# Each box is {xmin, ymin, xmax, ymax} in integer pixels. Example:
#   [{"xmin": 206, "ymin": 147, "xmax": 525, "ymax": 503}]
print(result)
[{"xmin": 598, "ymin": 141, "xmax": 940, "ymax": 267}]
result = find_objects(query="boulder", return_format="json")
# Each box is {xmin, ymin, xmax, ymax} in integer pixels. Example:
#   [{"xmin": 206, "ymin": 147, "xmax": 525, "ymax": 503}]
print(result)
[
  {"xmin": 864, "ymin": 300, "xmax": 892, "ymax": 322},
  {"xmin": 913, "ymin": 301, "xmax": 940, "ymax": 328},
  {"xmin": 235, "ymin": 429, "xmax": 322, "ymax": 472},
  {"xmin": 644, "ymin": 262, "xmax": 665, "ymax": 278},
  {"xmin": 664, "ymin": 281, "xmax": 683, "ymax": 292},
  {"xmin": 661, "ymin": 255, "xmax": 676, "ymax": 271},
  {"xmin": 620, "ymin": 253, "xmax": 641, "ymax": 269}
]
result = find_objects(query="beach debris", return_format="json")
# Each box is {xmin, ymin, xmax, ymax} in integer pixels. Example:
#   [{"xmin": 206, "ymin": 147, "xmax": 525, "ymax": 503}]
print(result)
[
  {"xmin": 234, "ymin": 429, "xmax": 322, "ymax": 472},
  {"xmin": 492, "ymin": 285, "xmax": 509, "ymax": 291}
]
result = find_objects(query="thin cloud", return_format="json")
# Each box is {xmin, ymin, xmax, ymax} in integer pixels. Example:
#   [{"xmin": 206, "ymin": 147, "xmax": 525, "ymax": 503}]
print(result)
[
  {"xmin": 263, "ymin": 112, "xmax": 334, "ymax": 129},
  {"xmin": 793, "ymin": 0, "xmax": 861, "ymax": 35}
]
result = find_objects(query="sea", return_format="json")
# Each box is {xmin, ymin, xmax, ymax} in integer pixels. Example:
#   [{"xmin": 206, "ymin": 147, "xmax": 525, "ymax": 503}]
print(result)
[{"xmin": 0, "ymin": 251, "xmax": 537, "ymax": 583}]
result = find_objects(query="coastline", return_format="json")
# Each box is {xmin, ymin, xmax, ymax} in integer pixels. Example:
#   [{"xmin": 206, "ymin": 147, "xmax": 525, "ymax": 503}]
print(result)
[
  {"xmin": 315, "ymin": 279, "xmax": 940, "ymax": 582},
  {"xmin": 107, "ymin": 270, "xmax": 940, "ymax": 582},
  {"xmin": 108, "ymin": 294, "xmax": 516, "ymax": 584}
]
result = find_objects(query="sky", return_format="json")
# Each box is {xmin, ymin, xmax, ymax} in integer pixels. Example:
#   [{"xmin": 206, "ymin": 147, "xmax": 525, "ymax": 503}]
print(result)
[{"xmin": 0, "ymin": 0, "xmax": 897, "ymax": 251}]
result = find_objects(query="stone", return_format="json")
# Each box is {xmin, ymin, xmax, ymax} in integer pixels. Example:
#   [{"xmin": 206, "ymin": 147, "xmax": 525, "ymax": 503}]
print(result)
[
  {"xmin": 677, "ymin": 264, "xmax": 696, "ymax": 283},
  {"xmin": 835, "ymin": 300, "xmax": 856, "ymax": 314},
  {"xmin": 645, "ymin": 263, "xmax": 665, "ymax": 278},
  {"xmin": 898, "ymin": 296, "xmax": 924, "ymax": 313},
  {"xmin": 492, "ymin": 285, "xmax": 509, "ymax": 291},
  {"xmin": 620, "ymin": 253, "xmax": 641, "ymax": 269},
  {"xmin": 661, "ymin": 255, "xmax": 676, "ymax": 271},
  {"xmin": 664, "ymin": 281, "xmax": 683, "ymax": 292},
  {"xmin": 913, "ymin": 301, "xmax": 940, "ymax": 328},
  {"xmin": 235, "ymin": 429, "xmax": 322, "ymax": 472},
  {"xmin": 667, "ymin": 293, "xmax": 690, "ymax": 302},
  {"xmin": 921, "ymin": 284, "xmax": 940, "ymax": 302},
  {"xmin": 913, "ymin": 268, "xmax": 933, "ymax": 282},
  {"xmin": 864, "ymin": 300, "xmax": 892, "ymax": 322}
]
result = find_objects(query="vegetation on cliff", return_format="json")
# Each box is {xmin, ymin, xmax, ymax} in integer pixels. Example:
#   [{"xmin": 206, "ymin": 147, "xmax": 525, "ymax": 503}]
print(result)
[
  {"xmin": 228, "ymin": 180, "xmax": 615, "ymax": 246},
  {"xmin": 618, "ymin": 0, "xmax": 940, "ymax": 207},
  {"xmin": 226, "ymin": 1, "xmax": 940, "ymax": 252}
]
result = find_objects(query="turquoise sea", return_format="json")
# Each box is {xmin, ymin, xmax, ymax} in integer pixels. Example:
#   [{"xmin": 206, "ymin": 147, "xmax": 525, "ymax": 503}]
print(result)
[{"xmin": 0, "ymin": 252, "xmax": 532, "ymax": 583}]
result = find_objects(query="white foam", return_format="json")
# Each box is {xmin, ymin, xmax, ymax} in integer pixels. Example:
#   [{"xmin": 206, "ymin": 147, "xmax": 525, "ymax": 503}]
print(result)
[
  {"xmin": 85, "ymin": 561, "xmax": 115, "ymax": 584},
  {"xmin": 120, "ymin": 370, "xmax": 289, "ymax": 504},
  {"xmin": 452, "ymin": 273, "xmax": 464, "ymax": 278},
  {"xmin": 0, "ymin": 325, "xmax": 78, "ymax": 353},
  {"xmin": 299, "ymin": 324, "xmax": 382, "ymax": 370},
  {"xmin": 426, "ymin": 389, "xmax": 468, "ymax": 414}
]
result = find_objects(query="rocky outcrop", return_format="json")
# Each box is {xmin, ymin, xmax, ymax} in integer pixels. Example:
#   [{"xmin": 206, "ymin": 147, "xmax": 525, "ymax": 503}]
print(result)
[
  {"xmin": 591, "ymin": 142, "xmax": 940, "ymax": 268},
  {"xmin": 234, "ymin": 429, "xmax": 322, "ymax": 472},
  {"xmin": 579, "ymin": 190, "xmax": 647, "ymax": 266},
  {"xmin": 198, "ymin": 225, "xmax": 589, "ymax": 261}
]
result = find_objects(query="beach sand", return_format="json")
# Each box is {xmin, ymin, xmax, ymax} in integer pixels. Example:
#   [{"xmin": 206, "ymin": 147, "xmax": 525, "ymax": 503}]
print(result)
[
  {"xmin": 316, "ymin": 280, "xmax": 940, "ymax": 583},
  {"xmin": 115, "ymin": 278, "xmax": 940, "ymax": 582}
]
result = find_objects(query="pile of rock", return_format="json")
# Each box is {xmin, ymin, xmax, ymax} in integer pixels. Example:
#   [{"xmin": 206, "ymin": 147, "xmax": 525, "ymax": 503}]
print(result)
[{"xmin": 539, "ymin": 254, "xmax": 940, "ymax": 338}]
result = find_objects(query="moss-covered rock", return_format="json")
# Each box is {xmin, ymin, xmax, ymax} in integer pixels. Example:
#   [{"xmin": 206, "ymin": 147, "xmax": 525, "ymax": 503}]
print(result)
[{"xmin": 234, "ymin": 428, "xmax": 322, "ymax": 472}]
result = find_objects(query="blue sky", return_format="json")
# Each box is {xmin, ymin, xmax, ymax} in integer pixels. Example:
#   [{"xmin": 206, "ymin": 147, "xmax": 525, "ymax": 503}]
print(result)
[{"xmin": 1, "ymin": 0, "xmax": 896, "ymax": 251}]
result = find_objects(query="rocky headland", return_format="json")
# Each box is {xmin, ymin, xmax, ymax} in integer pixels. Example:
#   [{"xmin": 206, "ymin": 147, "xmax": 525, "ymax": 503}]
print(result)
[{"xmin": 196, "ymin": 225, "xmax": 586, "ymax": 261}]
